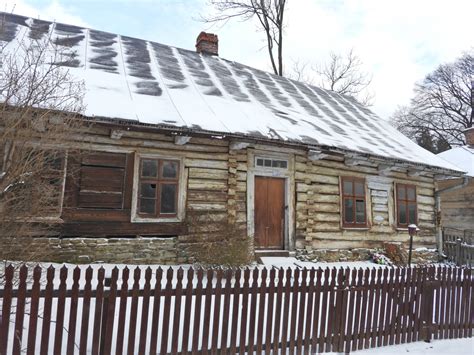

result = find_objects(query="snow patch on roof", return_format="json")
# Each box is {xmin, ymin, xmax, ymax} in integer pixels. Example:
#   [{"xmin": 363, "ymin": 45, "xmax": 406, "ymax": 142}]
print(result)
[
  {"xmin": 0, "ymin": 12, "xmax": 464, "ymax": 173},
  {"xmin": 437, "ymin": 145, "xmax": 474, "ymax": 176}
]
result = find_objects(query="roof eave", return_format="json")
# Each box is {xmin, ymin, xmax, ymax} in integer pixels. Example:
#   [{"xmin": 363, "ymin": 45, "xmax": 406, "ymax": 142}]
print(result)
[{"xmin": 85, "ymin": 115, "xmax": 465, "ymax": 178}]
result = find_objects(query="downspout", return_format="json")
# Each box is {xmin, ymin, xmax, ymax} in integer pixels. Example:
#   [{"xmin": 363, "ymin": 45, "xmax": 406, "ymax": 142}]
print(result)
[{"xmin": 435, "ymin": 176, "xmax": 470, "ymax": 256}]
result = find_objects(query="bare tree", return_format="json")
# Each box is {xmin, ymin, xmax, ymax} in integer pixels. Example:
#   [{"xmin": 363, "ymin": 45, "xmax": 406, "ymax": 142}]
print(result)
[
  {"xmin": 392, "ymin": 51, "xmax": 473, "ymax": 152},
  {"xmin": 287, "ymin": 49, "xmax": 374, "ymax": 106},
  {"xmin": 203, "ymin": 0, "xmax": 287, "ymax": 76},
  {"xmin": 315, "ymin": 49, "xmax": 374, "ymax": 106},
  {"xmin": 287, "ymin": 58, "xmax": 315, "ymax": 85},
  {"xmin": 0, "ymin": 25, "xmax": 85, "ymax": 265}
]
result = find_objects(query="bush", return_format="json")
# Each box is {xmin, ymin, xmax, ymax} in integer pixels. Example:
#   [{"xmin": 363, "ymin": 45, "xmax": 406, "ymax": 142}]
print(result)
[{"xmin": 187, "ymin": 217, "xmax": 254, "ymax": 268}]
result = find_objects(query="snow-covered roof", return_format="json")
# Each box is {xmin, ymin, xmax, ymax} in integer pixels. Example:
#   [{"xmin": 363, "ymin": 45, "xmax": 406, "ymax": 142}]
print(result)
[
  {"xmin": 437, "ymin": 145, "xmax": 474, "ymax": 177},
  {"xmin": 0, "ymin": 12, "xmax": 463, "ymax": 173}
]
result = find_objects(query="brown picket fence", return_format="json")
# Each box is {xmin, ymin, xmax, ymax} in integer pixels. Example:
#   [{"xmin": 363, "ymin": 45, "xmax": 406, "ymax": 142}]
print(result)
[
  {"xmin": 443, "ymin": 228, "xmax": 474, "ymax": 267},
  {"xmin": 0, "ymin": 264, "xmax": 472, "ymax": 354}
]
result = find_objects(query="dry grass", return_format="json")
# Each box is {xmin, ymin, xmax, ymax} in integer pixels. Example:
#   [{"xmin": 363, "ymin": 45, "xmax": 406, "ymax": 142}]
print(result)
[{"xmin": 187, "ymin": 215, "xmax": 255, "ymax": 268}]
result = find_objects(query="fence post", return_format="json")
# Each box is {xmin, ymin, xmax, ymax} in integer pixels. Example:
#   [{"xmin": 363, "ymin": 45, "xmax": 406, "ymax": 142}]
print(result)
[
  {"xmin": 99, "ymin": 277, "xmax": 111, "ymax": 355},
  {"xmin": 456, "ymin": 239, "xmax": 462, "ymax": 266},
  {"xmin": 420, "ymin": 267, "xmax": 435, "ymax": 343}
]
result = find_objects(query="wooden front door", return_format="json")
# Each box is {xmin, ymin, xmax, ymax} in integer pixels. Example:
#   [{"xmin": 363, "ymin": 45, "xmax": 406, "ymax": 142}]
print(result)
[{"xmin": 254, "ymin": 176, "xmax": 285, "ymax": 249}]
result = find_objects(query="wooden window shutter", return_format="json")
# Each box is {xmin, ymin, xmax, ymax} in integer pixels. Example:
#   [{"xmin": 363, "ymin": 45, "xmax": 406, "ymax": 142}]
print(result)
[{"xmin": 75, "ymin": 152, "xmax": 127, "ymax": 209}]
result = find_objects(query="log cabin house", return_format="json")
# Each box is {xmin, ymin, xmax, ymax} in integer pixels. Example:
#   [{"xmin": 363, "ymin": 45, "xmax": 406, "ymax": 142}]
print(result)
[
  {"xmin": 437, "ymin": 127, "xmax": 474, "ymax": 233},
  {"xmin": 0, "ymin": 13, "xmax": 465, "ymax": 264}
]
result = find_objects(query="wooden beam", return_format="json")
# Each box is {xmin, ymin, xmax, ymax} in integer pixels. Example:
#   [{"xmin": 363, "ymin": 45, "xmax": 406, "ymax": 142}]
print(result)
[
  {"xmin": 408, "ymin": 168, "xmax": 424, "ymax": 177},
  {"xmin": 344, "ymin": 157, "xmax": 368, "ymax": 166},
  {"xmin": 174, "ymin": 135, "xmax": 191, "ymax": 145},
  {"xmin": 110, "ymin": 129, "xmax": 124, "ymax": 139},
  {"xmin": 229, "ymin": 141, "xmax": 250, "ymax": 150},
  {"xmin": 308, "ymin": 149, "xmax": 328, "ymax": 161},
  {"xmin": 378, "ymin": 164, "xmax": 392, "ymax": 175}
]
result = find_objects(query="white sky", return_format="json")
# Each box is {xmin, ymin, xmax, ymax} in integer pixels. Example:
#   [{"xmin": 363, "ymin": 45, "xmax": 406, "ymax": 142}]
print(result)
[{"xmin": 2, "ymin": 0, "xmax": 473, "ymax": 118}]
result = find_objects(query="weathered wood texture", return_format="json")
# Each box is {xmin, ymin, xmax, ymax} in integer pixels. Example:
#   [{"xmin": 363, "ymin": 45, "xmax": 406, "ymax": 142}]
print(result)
[
  {"xmin": 438, "ymin": 178, "xmax": 474, "ymax": 231},
  {"xmin": 443, "ymin": 228, "xmax": 474, "ymax": 267},
  {"xmin": 61, "ymin": 125, "xmax": 241, "ymax": 245},
  {"xmin": 20, "ymin": 121, "xmax": 439, "ymax": 258},
  {"xmin": 1, "ymin": 265, "xmax": 472, "ymax": 354},
  {"xmin": 295, "ymin": 154, "xmax": 437, "ymax": 251}
]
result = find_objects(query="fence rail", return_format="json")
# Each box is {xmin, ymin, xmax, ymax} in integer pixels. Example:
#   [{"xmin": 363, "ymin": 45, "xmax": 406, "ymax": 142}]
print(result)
[
  {"xmin": 443, "ymin": 228, "xmax": 474, "ymax": 267},
  {"xmin": 0, "ymin": 264, "xmax": 473, "ymax": 355}
]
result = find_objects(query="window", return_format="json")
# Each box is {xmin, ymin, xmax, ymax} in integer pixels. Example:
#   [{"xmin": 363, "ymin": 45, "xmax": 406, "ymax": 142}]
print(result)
[
  {"xmin": 255, "ymin": 157, "xmax": 288, "ymax": 169},
  {"xmin": 137, "ymin": 158, "xmax": 180, "ymax": 218},
  {"xmin": 341, "ymin": 177, "xmax": 367, "ymax": 227},
  {"xmin": 396, "ymin": 184, "xmax": 417, "ymax": 227}
]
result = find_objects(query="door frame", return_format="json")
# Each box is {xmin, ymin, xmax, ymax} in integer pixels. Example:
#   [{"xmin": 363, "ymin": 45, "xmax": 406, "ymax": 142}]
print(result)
[{"xmin": 247, "ymin": 151, "xmax": 295, "ymax": 251}]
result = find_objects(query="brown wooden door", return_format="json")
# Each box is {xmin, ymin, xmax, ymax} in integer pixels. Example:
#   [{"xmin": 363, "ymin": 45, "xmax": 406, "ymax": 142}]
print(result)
[{"xmin": 254, "ymin": 176, "xmax": 285, "ymax": 249}]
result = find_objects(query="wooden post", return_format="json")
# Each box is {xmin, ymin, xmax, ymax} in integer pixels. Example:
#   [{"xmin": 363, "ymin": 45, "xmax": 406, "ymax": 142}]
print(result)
[
  {"xmin": 421, "ymin": 267, "xmax": 436, "ymax": 343},
  {"xmin": 456, "ymin": 239, "xmax": 462, "ymax": 266}
]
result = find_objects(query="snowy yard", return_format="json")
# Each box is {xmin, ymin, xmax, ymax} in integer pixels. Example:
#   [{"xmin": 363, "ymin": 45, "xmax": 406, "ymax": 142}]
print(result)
[{"xmin": 350, "ymin": 337, "xmax": 473, "ymax": 354}]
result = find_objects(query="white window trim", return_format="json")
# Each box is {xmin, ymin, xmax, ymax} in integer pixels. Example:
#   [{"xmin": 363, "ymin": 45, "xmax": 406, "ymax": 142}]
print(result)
[
  {"xmin": 131, "ymin": 153, "xmax": 187, "ymax": 223},
  {"xmin": 254, "ymin": 156, "xmax": 289, "ymax": 170}
]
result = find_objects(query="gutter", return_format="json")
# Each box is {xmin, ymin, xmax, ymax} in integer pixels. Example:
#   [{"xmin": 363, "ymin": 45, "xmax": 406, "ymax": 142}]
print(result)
[{"xmin": 435, "ymin": 176, "xmax": 470, "ymax": 256}]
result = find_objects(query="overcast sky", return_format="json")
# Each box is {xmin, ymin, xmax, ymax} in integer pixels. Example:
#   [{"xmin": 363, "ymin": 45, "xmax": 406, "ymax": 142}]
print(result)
[{"xmin": 3, "ymin": 0, "xmax": 473, "ymax": 118}]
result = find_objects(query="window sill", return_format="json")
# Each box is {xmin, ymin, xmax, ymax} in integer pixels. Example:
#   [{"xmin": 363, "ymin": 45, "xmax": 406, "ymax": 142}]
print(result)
[
  {"xmin": 342, "ymin": 227, "xmax": 370, "ymax": 231},
  {"xmin": 131, "ymin": 216, "xmax": 182, "ymax": 223}
]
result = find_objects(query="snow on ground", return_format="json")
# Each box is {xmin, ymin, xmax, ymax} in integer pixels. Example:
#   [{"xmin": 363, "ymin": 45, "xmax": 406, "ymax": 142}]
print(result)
[
  {"xmin": 259, "ymin": 256, "xmax": 387, "ymax": 269},
  {"xmin": 348, "ymin": 338, "xmax": 474, "ymax": 354}
]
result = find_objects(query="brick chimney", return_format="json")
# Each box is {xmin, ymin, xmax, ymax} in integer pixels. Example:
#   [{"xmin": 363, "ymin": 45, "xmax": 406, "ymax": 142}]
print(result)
[
  {"xmin": 464, "ymin": 127, "xmax": 474, "ymax": 146},
  {"xmin": 196, "ymin": 31, "xmax": 218, "ymax": 56}
]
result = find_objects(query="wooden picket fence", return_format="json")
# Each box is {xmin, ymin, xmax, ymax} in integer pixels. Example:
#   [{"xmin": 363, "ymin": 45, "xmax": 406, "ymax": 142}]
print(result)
[
  {"xmin": 443, "ymin": 228, "xmax": 474, "ymax": 267},
  {"xmin": 0, "ymin": 264, "xmax": 472, "ymax": 355}
]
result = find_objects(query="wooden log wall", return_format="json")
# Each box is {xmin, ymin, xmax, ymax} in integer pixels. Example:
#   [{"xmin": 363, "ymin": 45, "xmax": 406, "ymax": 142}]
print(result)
[
  {"xmin": 9, "ymin": 120, "xmax": 441, "ymax": 261},
  {"xmin": 61, "ymin": 123, "xmax": 239, "ymax": 245},
  {"xmin": 438, "ymin": 178, "xmax": 474, "ymax": 231},
  {"xmin": 295, "ymin": 152, "xmax": 438, "ymax": 251}
]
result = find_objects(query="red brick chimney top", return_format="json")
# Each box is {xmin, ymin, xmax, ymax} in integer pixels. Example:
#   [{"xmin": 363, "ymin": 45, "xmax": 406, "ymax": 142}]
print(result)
[
  {"xmin": 196, "ymin": 31, "xmax": 218, "ymax": 56},
  {"xmin": 464, "ymin": 126, "xmax": 474, "ymax": 146}
]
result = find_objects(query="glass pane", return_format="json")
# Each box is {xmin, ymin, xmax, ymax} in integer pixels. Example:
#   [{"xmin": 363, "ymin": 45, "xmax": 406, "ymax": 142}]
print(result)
[
  {"xmin": 139, "ymin": 198, "xmax": 155, "ymax": 214},
  {"xmin": 142, "ymin": 159, "xmax": 158, "ymax": 177},
  {"xmin": 280, "ymin": 160, "xmax": 288, "ymax": 169},
  {"xmin": 264, "ymin": 159, "xmax": 271, "ymax": 167},
  {"xmin": 162, "ymin": 161, "xmax": 178, "ymax": 179},
  {"xmin": 407, "ymin": 187, "xmax": 416, "ymax": 201},
  {"xmin": 160, "ymin": 184, "xmax": 177, "ymax": 214},
  {"xmin": 344, "ymin": 199, "xmax": 354, "ymax": 223},
  {"xmin": 140, "ymin": 183, "xmax": 156, "ymax": 198},
  {"xmin": 408, "ymin": 203, "xmax": 416, "ymax": 224},
  {"xmin": 343, "ymin": 180, "xmax": 353, "ymax": 195},
  {"xmin": 356, "ymin": 200, "xmax": 365, "ymax": 223},
  {"xmin": 399, "ymin": 204, "xmax": 407, "ymax": 224},
  {"xmin": 256, "ymin": 158, "xmax": 264, "ymax": 166},
  {"xmin": 397, "ymin": 186, "xmax": 406, "ymax": 200},
  {"xmin": 355, "ymin": 182, "xmax": 364, "ymax": 196}
]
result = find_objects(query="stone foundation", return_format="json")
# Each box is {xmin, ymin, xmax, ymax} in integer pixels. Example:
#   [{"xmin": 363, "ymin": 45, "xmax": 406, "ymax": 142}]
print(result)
[
  {"xmin": 2, "ymin": 236, "xmax": 181, "ymax": 264},
  {"xmin": 297, "ymin": 247, "xmax": 440, "ymax": 265},
  {"xmin": 297, "ymin": 248, "xmax": 373, "ymax": 262}
]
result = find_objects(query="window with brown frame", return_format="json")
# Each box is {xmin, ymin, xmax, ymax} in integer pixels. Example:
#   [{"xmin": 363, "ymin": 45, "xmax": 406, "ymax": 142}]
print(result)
[
  {"xmin": 137, "ymin": 158, "xmax": 180, "ymax": 218},
  {"xmin": 341, "ymin": 177, "xmax": 367, "ymax": 227},
  {"xmin": 396, "ymin": 184, "xmax": 417, "ymax": 227}
]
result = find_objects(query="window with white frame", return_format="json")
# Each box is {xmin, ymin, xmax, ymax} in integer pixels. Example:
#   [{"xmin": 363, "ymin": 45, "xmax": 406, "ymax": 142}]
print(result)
[
  {"xmin": 255, "ymin": 157, "xmax": 288, "ymax": 169},
  {"xmin": 136, "ymin": 157, "xmax": 180, "ymax": 218}
]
